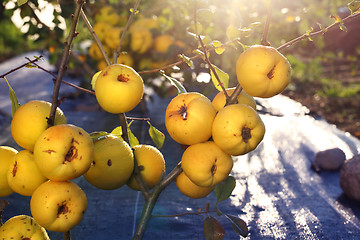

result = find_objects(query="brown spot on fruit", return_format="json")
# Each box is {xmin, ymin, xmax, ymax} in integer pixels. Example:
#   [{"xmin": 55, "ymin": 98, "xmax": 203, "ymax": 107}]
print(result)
[
  {"xmin": 177, "ymin": 105, "xmax": 188, "ymax": 120},
  {"xmin": 107, "ymin": 159, "xmax": 112, "ymax": 166},
  {"xmin": 211, "ymin": 164, "xmax": 217, "ymax": 176},
  {"xmin": 102, "ymin": 71, "xmax": 108, "ymax": 76},
  {"xmin": 57, "ymin": 202, "xmax": 69, "ymax": 217},
  {"xmin": 71, "ymin": 138, "xmax": 79, "ymax": 145},
  {"xmin": 117, "ymin": 74, "xmax": 130, "ymax": 82},
  {"xmin": 12, "ymin": 161, "xmax": 18, "ymax": 177},
  {"xmin": 43, "ymin": 149, "xmax": 56, "ymax": 154},
  {"xmin": 138, "ymin": 165, "xmax": 145, "ymax": 171},
  {"xmin": 267, "ymin": 66, "xmax": 275, "ymax": 79},
  {"xmin": 241, "ymin": 127, "xmax": 252, "ymax": 143},
  {"xmin": 78, "ymin": 131, "xmax": 83, "ymax": 135},
  {"xmin": 64, "ymin": 146, "xmax": 78, "ymax": 163}
]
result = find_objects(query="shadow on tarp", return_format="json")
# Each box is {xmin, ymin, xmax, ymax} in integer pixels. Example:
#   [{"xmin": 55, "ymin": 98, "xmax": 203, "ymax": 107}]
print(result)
[{"xmin": 1, "ymin": 52, "xmax": 360, "ymax": 239}]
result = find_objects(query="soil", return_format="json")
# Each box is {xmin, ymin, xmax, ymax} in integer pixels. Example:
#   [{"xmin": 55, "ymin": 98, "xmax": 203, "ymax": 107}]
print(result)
[{"xmin": 282, "ymin": 58, "xmax": 360, "ymax": 140}]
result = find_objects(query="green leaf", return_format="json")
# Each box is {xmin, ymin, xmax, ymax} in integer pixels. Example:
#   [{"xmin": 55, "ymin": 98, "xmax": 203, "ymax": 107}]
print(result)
[
  {"xmin": 178, "ymin": 54, "xmax": 194, "ymax": 68},
  {"xmin": 127, "ymin": 121, "xmax": 139, "ymax": 147},
  {"xmin": 17, "ymin": 0, "xmax": 28, "ymax": 6},
  {"xmin": 147, "ymin": 121, "xmax": 165, "ymax": 149},
  {"xmin": 3, "ymin": 77, "xmax": 21, "ymax": 117},
  {"xmin": 210, "ymin": 65, "xmax": 229, "ymax": 92},
  {"xmin": 305, "ymin": 27, "xmax": 314, "ymax": 41},
  {"xmin": 216, "ymin": 176, "xmax": 236, "ymax": 205},
  {"xmin": 128, "ymin": 127, "xmax": 139, "ymax": 147},
  {"xmin": 348, "ymin": 0, "xmax": 360, "ymax": 14},
  {"xmin": 224, "ymin": 214, "xmax": 248, "ymax": 237},
  {"xmin": 187, "ymin": 22, "xmax": 203, "ymax": 37},
  {"xmin": 90, "ymin": 131, "xmax": 111, "ymax": 143},
  {"xmin": 111, "ymin": 127, "xmax": 123, "ymax": 136},
  {"xmin": 212, "ymin": 40, "xmax": 226, "ymax": 55},
  {"xmin": 226, "ymin": 25, "xmax": 241, "ymax": 41},
  {"xmin": 160, "ymin": 71, "xmax": 187, "ymax": 94},
  {"xmin": 203, "ymin": 216, "xmax": 225, "ymax": 240},
  {"xmin": 91, "ymin": 70, "xmax": 102, "ymax": 90},
  {"xmin": 331, "ymin": 15, "xmax": 347, "ymax": 32}
]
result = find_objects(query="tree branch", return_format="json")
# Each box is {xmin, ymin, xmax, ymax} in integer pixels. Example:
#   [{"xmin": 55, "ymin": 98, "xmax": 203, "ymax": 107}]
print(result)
[
  {"xmin": 277, "ymin": 12, "xmax": 360, "ymax": 51},
  {"xmin": 48, "ymin": 0, "xmax": 85, "ymax": 127}
]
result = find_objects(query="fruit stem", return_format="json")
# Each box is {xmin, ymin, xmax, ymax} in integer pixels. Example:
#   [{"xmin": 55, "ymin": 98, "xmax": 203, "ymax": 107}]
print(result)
[
  {"xmin": 226, "ymin": 84, "xmax": 243, "ymax": 106},
  {"xmin": 48, "ymin": 0, "xmax": 84, "ymax": 127},
  {"xmin": 132, "ymin": 164, "xmax": 183, "ymax": 240}
]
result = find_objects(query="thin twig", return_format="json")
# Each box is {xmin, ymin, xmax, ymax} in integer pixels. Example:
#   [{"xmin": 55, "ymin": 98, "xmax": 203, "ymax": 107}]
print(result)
[
  {"xmin": 152, "ymin": 209, "xmax": 216, "ymax": 218},
  {"xmin": 198, "ymin": 36, "xmax": 229, "ymax": 99},
  {"xmin": 25, "ymin": 57, "xmax": 95, "ymax": 95},
  {"xmin": 48, "ymin": 0, "xmax": 84, "ymax": 127},
  {"xmin": 261, "ymin": 2, "xmax": 272, "ymax": 46},
  {"xmin": 0, "ymin": 56, "xmax": 43, "ymax": 79},
  {"xmin": 80, "ymin": 8, "xmax": 111, "ymax": 65},
  {"xmin": 126, "ymin": 116, "xmax": 150, "ymax": 121},
  {"xmin": 114, "ymin": 0, "xmax": 142, "ymax": 62},
  {"xmin": 277, "ymin": 12, "xmax": 360, "ymax": 51}
]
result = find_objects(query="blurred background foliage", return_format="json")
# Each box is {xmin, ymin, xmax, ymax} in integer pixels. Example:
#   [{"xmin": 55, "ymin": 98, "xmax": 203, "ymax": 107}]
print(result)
[{"xmin": 0, "ymin": 0, "xmax": 359, "ymax": 99}]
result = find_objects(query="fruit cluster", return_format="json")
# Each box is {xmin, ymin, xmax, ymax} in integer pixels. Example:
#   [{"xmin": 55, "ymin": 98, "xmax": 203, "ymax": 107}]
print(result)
[
  {"xmin": 166, "ymin": 45, "xmax": 291, "ymax": 199},
  {"xmin": 88, "ymin": 6, "xmax": 185, "ymax": 72},
  {"xmin": 1, "ymin": 42, "xmax": 290, "ymax": 237},
  {"xmin": 0, "ymin": 64, "xmax": 166, "ymax": 236}
]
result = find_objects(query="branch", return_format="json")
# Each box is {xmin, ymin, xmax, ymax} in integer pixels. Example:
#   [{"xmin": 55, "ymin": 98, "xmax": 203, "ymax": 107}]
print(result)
[
  {"xmin": 226, "ymin": 84, "xmax": 243, "ymax": 106},
  {"xmin": 277, "ymin": 12, "xmax": 360, "ymax": 51},
  {"xmin": 198, "ymin": 36, "xmax": 229, "ymax": 100},
  {"xmin": 114, "ymin": 0, "xmax": 142, "ymax": 62},
  {"xmin": 261, "ymin": 2, "xmax": 272, "ymax": 46},
  {"xmin": 25, "ymin": 57, "xmax": 95, "ymax": 95},
  {"xmin": 0, "ymin": 56, "xmax": 42, "ymax": 79},
  {"xmin": 48, "ymin": 0, "xmax": 84, "ymax": 125},
  {"xmin": 80, "ymin": 8, "xmax": 111, "ymax": 66}
]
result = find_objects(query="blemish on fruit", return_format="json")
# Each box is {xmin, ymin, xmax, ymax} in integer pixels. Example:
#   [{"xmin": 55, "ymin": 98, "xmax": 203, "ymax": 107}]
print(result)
[
  {"xmin": 71, "ymin": 138, "xmax": 79, "ymax": 145},
  {"xmin": 138, "ymin": 165, "xmax": 145, "ymax": 171},
  {"xmin": 57, "ymin": 202, "xmax": 69, "ymax": 217},
  {"xmin": 78, "ymin": 131, "xmax": 83, "ymax": 136},
  {"xmin": 117, "ymin": 74, "xmax": 130, "ymax": 82},
  {"xmin": 12, "ymin": 161, "xmax": 17, "ymax": 177},
  {"xmin": 267, "ymin": 66, "xmax": 275, "ymax": 79},
  {"xmin": 107, "ymin": 159, "xmax": 112, "ymax": 166},
  {"xmin": 211, "ymin": 164, "xmax": 217, "ymax": 176},
  {"xmin": 177, "ymin": 105, "xmax": 188, "ymax": 120},
  {"xmin": 64, "ymin": 146, "xmax": 78, "ymax": 163},
  {"xmin": 43, "ymin": 149, "xmax": 56, "ymax": 154},
  {"xmin": 241, "ymin": 127, "xmax": 252, "ymax": 143},
  {"xmin": 102, "ymin": 71, "xmax": 108, "ymax": 76}
]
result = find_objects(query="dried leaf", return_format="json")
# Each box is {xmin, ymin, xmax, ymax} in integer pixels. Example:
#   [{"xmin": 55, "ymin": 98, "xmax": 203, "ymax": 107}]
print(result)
[
  {"xmin": 224, "ymin": 214, "xmax": 248, "ymax": 237},
  {"xmin": 203, "ymin": 216, "xmax": 225, "ymax": 240}
]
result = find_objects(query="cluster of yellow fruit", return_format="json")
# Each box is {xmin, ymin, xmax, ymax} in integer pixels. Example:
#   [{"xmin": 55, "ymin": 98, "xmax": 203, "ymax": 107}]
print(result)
[
  {"xmin": 88, "ymin": 6, "xmax": 184, "ymax": 71},
  {"xmin": 0, "ymin": 100, "xmax": 89, "ymax": 236},
  {"xmin": 0, "ymin": 63, "xmax": 167, "ymax": 237},
  {"xmin": 166, "ymin": 45, "xmax": 291, "ymax": 199}
]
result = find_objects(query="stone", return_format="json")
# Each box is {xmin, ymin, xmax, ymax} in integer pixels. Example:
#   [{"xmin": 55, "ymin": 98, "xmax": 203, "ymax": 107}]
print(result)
[
  {"xmin": 312, "ymin": 148, "xmax": 346, "ymax": 172},
  {"xmin": 340, "ymin": 154, "xmax": 360, "ymax": 201}
]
